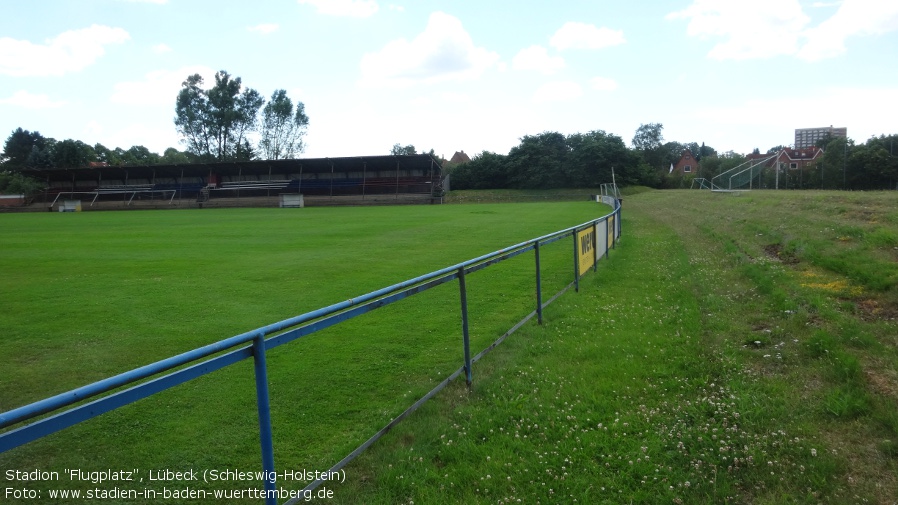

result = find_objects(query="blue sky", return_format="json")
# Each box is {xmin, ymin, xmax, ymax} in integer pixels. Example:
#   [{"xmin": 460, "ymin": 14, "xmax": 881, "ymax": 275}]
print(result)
[{"xmin": 2, "ymin": 0, "xmax": 897, "ymax": 160}]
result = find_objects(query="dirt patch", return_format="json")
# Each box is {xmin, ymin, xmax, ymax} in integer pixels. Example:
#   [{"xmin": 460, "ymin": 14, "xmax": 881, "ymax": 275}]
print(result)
[
  {"xmin": 751, "ymin": 322, "xmax": 771, "ymax": 332},
  {"xmin": 846, "ymin": 208, "xmax": 879, "ymax": 223},
  {"xmin": 763, "ymin": 243, "xmax": 800, "ymax": 264},
  {"xmin": 866, "ymin": 370, "xmax": 898, "ymax": 400},
  {"xmin": 856, "ymin": 299, "xmax": 898, "ymax": 322}
]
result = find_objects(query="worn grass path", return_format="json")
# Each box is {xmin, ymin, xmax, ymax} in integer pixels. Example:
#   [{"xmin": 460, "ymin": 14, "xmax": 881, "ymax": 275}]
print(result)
[{"xmin": 328, "ymin": 190, "xmax": 897, "ymax": 504}]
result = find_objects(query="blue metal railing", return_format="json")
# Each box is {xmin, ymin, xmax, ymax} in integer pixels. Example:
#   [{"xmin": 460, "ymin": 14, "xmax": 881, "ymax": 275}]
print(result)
[{"xmin": 1, "ymin": 197, "xmax": 622, "ymax": 504}]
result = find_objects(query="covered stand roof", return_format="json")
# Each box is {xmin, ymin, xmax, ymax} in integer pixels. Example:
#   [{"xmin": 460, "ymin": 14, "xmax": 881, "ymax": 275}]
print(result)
[{"xmin": 24, "ymin": 154, "xmax": 443, "ymax": 184}]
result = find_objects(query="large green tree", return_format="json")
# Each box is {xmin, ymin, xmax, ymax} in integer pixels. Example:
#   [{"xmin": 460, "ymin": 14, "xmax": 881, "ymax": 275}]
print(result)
[
  {"xmin": 819, "ymin": 137, "xmax": 852, "ymax": 189},
  {"xmin": 94, "ymin": 143, "xmax": 121, "ymax": 165},
  {"xmin": 0, "ymin": 171, "xmax": 43, "ymax": 195},
  {"xmin": 120, "ymin": 145, "xmax": 160, "ymax": 165},
  {"xmin": 160, "ymin": 147, "xmax": 192, "ymax": 165},
  {"xmin": 26, "ymin": 138, "xmax": 56, "ymax": 169},
  {"xmin": 174, "ymin": 74, "xmax": 210, "ymax": 158},
  {"xmin": 846, "ymin": 135, "xmax": 898, "ymax": 190},
  {"xmin": 685, "ymin": 141, "xmax": 715, "ymax": 161},
  {"xmin": 566, "ymin": 130, "xmax": 636, "ymax": 186},
  {"xmin": 52, "ymin": 139, "xmax": 97, "ymax": 168},
  {"xmin": 449, "ymin": 151, "xmax": 509, "ymax": 189},
  {"xmin": 661, "ymin": 141, "xmax": 686, "ymax": 166},
  {"xmin": 506, "ymin": 131, "xmax": 568, "ymax": 189},
  {"xmin": 175, "ymin": 71, "xmax": 264, "ymax": 162},
  {"xmin": 698, "ymin": 151, "xmax": 746, "ymax": 181},
  {"xmin": 2, "ymin": 128, "xmax": 47, "ymax": 169},
  {"xmin": 259, "ymin": 90, "xmax": 309, "ymax": 160},
  {"xmin": 631, "ymin": 123, "xmax": 666, "ymax": 170},
  {"xmin": 390, "ymin": 143, "xmax": 416, "ymax": 156}
]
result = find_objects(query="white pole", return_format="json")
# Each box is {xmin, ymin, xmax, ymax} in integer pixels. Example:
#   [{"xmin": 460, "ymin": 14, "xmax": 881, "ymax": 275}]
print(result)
[{"xmin": 611, "ymin": 167, "xmax": 618, "ymax": 198}]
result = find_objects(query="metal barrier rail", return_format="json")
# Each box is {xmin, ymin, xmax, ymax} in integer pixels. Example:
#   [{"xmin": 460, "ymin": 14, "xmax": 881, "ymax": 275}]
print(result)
[{"xmin": 1, "ymin": 197, "xmax": 621, "ymax": 504}]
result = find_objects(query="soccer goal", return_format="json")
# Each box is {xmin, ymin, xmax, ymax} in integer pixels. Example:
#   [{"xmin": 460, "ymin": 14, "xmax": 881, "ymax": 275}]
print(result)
[
  {"xmin": 710, "ymin": 153, "xmax": 776, "ymax": 191},
  {"xmin": 598, "ymin": 182, "xmax": 621, "ymax": 200},
  {"xmin": 690, "ymin": 178, "xmax": 713, "ymax": 190}
]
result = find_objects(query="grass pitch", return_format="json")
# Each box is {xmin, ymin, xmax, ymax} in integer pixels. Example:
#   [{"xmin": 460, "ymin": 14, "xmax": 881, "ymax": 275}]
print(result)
[{"xmin": 0, "ymin": 201, "xmax": 605, "ymax": 500}]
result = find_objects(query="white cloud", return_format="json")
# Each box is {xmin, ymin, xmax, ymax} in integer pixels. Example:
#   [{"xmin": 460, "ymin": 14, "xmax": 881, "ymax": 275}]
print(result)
[
  {"xmin": 297, "ymin": 0, "xmax": 378, "ymax": 18},
  {"xmin": 408, "ymin": 91, "xmax": 471, "ymax": 108},
  {"xmin": 152, "ymin": 43, "xmax": 172, "ymax": 54},
  {"xmin": 532, "ymin": 81, "xmax": 583, "ymax": 103},
  {"xmin": 111, "ymin": 66, "xmax": 216, "ymax": 106},
  {"xmin": 0, "ymin": 90, "xmax": 67, "ymax": 109},
  {"xmin": 0, "ymin": 25, "xmax": 130, "ymax": 77},
  {"xmin": 440, "ymin": 92, "xmax": 470, "ymax": 103},
  {"xmin": 359, "ymin": 12, "xmax": 500, "ymax": 88},
  {"xmin": 590, "ymin": 76, "xmax": 618, "ymax": 91},
  {"xmin": 799, "ymin": 0, "xmax": 898, "ymax": 61},
  {"xmin": 512, "ymin": 45, "xmax": 565, "ymax": 75},
  {"xmin": 667, "ymin": 0, "xmax": 809, "ymax": 60},
  {"xmin": 248, "ymin": 23, "xmax": 280, "ymax": 35},
  {"xmin": 549, "ymin": 22, "xmax": 625, "ymax": 50},
  {"xmin": 669, "ymin": 0, "xmax": 898, "ymax": 61}
]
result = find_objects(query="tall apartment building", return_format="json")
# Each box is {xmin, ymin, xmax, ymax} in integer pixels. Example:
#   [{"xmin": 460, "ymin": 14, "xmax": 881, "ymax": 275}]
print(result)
[{"xmin": 794, "ymin": 126, "xmax": 847, "ymax": 149}]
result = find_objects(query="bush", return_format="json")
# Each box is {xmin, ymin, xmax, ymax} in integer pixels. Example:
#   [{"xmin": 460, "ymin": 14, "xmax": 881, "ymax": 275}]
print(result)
[{"xmin": 0, "ymin": 171, "xmax": 43, "ymax": 195}]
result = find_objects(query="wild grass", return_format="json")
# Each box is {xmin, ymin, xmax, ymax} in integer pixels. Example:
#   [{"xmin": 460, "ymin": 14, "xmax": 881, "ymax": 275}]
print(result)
[{"xmin": 324, "ymin": 190, "xmax": 897, "ymax": 504}]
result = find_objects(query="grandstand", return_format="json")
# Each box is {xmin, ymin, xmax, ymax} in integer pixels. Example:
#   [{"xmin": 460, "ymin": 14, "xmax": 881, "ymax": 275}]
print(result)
[{"xmin": 22, "ymin": 155, "xmax": 445, "ymax": 211}]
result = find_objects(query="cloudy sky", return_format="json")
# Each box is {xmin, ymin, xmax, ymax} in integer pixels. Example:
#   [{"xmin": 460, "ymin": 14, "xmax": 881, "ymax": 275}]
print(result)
[{"xmin": 2, "ymin": 0, "xmax": 897, "ymax": 160}]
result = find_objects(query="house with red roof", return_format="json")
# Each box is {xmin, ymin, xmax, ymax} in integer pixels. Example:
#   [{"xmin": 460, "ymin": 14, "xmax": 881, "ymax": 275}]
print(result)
[{"xmin": 671, "ymin": 149, "xmax": 699, "ymax": 176}]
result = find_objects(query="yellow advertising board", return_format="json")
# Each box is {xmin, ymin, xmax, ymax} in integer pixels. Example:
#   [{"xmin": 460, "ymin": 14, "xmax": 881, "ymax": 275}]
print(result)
[
  {"xmin": 607, "ymin": 215, "xmax": 615, "ymax": 251},
  {"xmin": 577, "ymin": 225, "xmax": 596, "ymax": 275}
]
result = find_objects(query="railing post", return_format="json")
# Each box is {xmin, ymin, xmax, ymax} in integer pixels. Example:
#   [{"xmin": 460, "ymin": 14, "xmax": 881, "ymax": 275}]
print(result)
[
  {"xmin": 572, "ymin": 229, "xmax": 579, "ymax": 292},
  {"xmin": 252, "ymin": 334, "xmax": 278, "ymax": 505},
  {"xmin": 604, "ymin": 218, "xmax": 610, "ymax": 260},
  {"xmin": 458, "ymin": 267, "xmax": 473, "ymax": 387},
  {"xmin": 593, "ymin": 222, "xmax": 598, "ymax": 272},
  {"xmin": 534, "ymin": 241, "xmax": 543, "ymax": 325},
  {"xmin": 616, "ymin": 203, "xmax": 622, "ymax": 240}
]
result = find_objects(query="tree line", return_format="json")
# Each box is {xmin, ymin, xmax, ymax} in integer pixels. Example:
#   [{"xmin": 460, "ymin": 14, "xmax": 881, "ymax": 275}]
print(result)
[
  {"xmin": 448, "ymin": 123, "xmax": 898, "ymax": 191},
  {"xmin": 0, "ymin": 128, "xmax": 191, "ymax": 195},
  {"xmin": 448, "ymin": 124, "xmax": 713, "ymax": 190},
  {"xmin": 3, "ymin": 71, "xmax": 897, "ymax": 195},
  {"xmin": 450, "ymin": 130, "xmax": 648, "ymax": 189}
]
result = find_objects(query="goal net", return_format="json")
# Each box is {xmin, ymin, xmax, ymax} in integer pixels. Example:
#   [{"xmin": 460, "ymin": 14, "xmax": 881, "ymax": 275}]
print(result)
[{"xmin": 710, "ymin": 153, "xmax": 776, "ymax": 191}]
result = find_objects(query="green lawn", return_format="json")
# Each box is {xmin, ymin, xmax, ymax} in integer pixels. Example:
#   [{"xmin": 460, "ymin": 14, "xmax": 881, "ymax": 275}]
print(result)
[{"xmin": 0, "ymin": 201, "xmax": 607, "ymax": 502}]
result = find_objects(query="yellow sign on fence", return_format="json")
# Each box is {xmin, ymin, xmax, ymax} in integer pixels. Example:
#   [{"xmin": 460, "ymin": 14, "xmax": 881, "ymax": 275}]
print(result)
[
  {"xmin": 577, "ymin": 225, "xmax": 596, "ymax": 275},
  {"xmin": 607, "ymin": 215, "xmax": 615, "ymax": 251}
]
